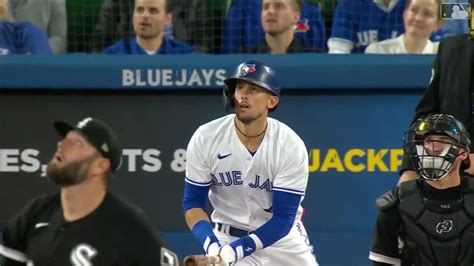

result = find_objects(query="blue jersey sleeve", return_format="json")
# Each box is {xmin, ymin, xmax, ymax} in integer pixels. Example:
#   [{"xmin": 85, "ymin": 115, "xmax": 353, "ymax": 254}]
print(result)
[
  {"xmin": 20, "ymin": 23, "xmax": 53, "ymax": 54},
  {"xmin": 182, "ymin": 180, "xmax": 211, "ymax": 212},
  {"xmin": 221, "ymin": 0, "xmax": 247, "ymax": 54},
  {"xmin": 223, "ymin": 190, "xmax": 302, "ymax": 259},
  {"xmin": 330, "ymin": 0, "xmax": 357, "ymax": 43},
  {"xmin": 221, "ymin": 0, "xmax": 261, "ymax": 53},
  {"xmin": 252, "ymin": 190, "xmax": 301, "ymax": 247},
  {"xmin": 297, "ymin": 3, "xmax": 326, "ymax": 51}
]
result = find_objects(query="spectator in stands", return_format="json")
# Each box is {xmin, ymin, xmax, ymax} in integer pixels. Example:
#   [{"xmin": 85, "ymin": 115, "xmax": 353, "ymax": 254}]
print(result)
[
  {"xmin": 328, "ymin": 0, "xmax": 406, "ymax": 54},
  {"xmin": 103, "ymin": 0, "xmax": 194, "ymax": 55},
  {"xmin": 330, "ymin": 0, "xmax": 468, "ymax": 54},
  {"xmin": 94, "ymin": 0, "xmax": 212, "ymax": 52},
  {"xmin": 241, "ymin": 0, "xmax": 321, "ymax": 53},
  {"xmin": 9, "ymin": 0, "xmax": 67, "ymax": 53},
  {"xmin": 222, "ymin": 0, "xmax": 326, "ymax": 53},
  {"xmin": 0, "ymin": 0, "xmax": 13, "ymax": 20},
  {"xmin": 365, "ymin": 0, "xmax": 442, "ymax": 54},
  {"xmin": 0, "ymin": 0, "xmax": 52, "ymax": 55}
]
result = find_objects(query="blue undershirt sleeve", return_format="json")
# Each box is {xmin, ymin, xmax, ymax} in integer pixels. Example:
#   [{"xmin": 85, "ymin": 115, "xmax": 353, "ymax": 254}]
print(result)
[
  {"xmin": 182, "ymin": 180, "xmax": 211, "ymax": 213},
  {"xmin": 252, "ymin": 190, "xmax": 302, "ymax": 248}
]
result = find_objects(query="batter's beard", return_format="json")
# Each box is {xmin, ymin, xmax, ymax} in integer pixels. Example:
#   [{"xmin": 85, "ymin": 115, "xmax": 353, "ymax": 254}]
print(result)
[
  {"xmin": 236, "ymin": 111, "xmax": 266, "ymax": 125},
  {"xmin": 236, "ymin": 114, "xmax": 256, "ymax": 124},
  {"xmin": 46, "ymin": 157, "xmax": 95, "ymax": 187}
]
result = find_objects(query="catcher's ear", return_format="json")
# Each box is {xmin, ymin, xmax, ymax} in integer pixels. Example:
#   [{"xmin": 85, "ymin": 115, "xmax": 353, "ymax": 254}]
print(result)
[{"xmin": 459, "ymin": 147, "xmax": 469, "ymax": 160}]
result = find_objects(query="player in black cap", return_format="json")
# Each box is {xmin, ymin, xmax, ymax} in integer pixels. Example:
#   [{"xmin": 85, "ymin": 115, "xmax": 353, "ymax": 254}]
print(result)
[{"xmin": 0, "ymin": 117, "xmax": 177, "ymax": 266}]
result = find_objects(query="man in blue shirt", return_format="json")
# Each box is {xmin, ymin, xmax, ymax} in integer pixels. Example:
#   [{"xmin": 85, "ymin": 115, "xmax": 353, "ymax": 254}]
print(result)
[
  {"xmin": 0, "ymin": 21, "xmax": 53, "ymax": 55},
  {"xmin": 222, "ymin": 0, "xmax": 325, "ymax": 53},
  {"xmin": 241, "ymin": 0, "xmax": 323, "ymax": 53},
  {"xmin": 0, "ymin": 0, "xmax": 52, "ymax": 55},
  {"xmin": 103, "ymin": 0, "xmax": 194, "ymax": 55}
]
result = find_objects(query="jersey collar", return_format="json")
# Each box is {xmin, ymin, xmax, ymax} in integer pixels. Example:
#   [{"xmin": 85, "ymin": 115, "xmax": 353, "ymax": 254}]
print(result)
[{"xmin": 373, "ymin": 0, "xmax": 399, "ymax": 13}]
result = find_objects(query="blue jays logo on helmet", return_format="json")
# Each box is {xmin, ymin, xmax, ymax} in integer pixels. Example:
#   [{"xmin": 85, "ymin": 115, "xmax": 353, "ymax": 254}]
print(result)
[{"xmin": 241, "ymin": 64, "xmax": 256, "ymax": 76}]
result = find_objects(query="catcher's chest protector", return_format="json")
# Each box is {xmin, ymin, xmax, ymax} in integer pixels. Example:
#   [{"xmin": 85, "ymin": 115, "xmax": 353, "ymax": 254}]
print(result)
[{"xmin": 397, "ymin": 180, "xmax": 474, "ymax": 266}]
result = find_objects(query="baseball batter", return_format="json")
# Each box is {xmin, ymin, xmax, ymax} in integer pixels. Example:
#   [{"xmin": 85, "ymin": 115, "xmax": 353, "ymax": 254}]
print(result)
[{"xmin": 183, "ymin": 60, "xmax": 318, "ymax": 265}]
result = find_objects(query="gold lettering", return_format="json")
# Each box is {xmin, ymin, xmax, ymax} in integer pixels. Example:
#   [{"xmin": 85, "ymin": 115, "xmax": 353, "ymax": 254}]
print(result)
[
  {"xmin": 390, "ymin": 149, "xmax": 404, "ymax": 172},
  {"xmin": 344, "ymin": 149, "xmax": 366, "ymax": 172},
  {"xmin": 308, "ymin": 149, "xmax": 320, "ymax": 172},
  {"xmin": 320, "ymin": 149, "xmax": 344, "ymax": 172},
  {"xmin": 367, "ymin": 149, "xmax": 388, "ymax": 172}
]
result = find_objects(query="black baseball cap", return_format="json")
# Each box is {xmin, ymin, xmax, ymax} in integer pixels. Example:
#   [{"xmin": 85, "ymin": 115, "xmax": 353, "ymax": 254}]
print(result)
[{"xmin": 53, "ymin": 117, "xmax": 122, "ymax": 172}]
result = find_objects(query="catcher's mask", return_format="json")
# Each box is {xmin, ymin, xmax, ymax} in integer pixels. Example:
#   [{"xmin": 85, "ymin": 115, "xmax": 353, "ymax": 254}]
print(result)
[
  {"xmin": 223, "ymin": 60, "xmax": 280, "ymax": 113},
  {"xmin": 404, "ymin": 114, "xmax": 470, "ymax": 181}
]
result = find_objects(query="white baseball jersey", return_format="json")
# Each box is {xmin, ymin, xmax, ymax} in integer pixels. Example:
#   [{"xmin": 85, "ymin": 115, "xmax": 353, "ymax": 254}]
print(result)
[{"xmin": 185, "ymin": 114, "xmax": 308, "ymax": 230}]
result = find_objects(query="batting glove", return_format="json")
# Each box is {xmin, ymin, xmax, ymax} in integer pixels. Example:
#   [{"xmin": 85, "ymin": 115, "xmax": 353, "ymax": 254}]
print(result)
[
  {"xmin": 203, "ymin": 236, "xmax": 221, "ymax": 256},
  {"xmin": 191, "ymin": 220, "xmax": 221, "ymax": 256},
  {"xmin": 218, "ymin": 236, "xmax": 256, "ymax": 264}
]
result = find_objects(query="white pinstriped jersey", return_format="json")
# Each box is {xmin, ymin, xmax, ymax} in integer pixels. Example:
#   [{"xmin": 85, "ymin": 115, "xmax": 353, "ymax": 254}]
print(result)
[{"xmin": 185, "ymin": 114, "xmax": 308, "ymax": 231}]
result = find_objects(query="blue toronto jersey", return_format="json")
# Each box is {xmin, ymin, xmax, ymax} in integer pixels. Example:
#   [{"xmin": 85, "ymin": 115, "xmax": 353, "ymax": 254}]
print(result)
[
  {"xmin": 0, "ymin": 22, "xmax": 52, "ymax": 55},
  {"xmin": 330, "ymin": 0, "xmax": 406, "ymax": 53},
  {"xmin": 222, "ymin": 0, "xmax": 326, "ymax": 53},
  {"xmin": 103, "ymin": 37, "xmax": 195, "ymax": 55}
]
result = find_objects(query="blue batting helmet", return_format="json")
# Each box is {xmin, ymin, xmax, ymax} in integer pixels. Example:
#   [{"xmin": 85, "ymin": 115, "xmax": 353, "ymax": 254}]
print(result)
[{"xmin": 223, "ymin": 60, "xmax": 281, "ymax": 112}]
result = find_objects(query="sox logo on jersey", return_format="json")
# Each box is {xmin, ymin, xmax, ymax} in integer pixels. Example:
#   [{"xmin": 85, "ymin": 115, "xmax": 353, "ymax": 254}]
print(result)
[{"xmin": 70, "ymin": 243, "xmax": 98, "ymax": 266}]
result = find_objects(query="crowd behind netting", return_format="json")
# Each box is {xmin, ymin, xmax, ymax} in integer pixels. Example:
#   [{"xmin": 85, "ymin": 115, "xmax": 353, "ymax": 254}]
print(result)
[{"xmin": 0, "ymin": 0, "xmax": 469, "ymax": 55}]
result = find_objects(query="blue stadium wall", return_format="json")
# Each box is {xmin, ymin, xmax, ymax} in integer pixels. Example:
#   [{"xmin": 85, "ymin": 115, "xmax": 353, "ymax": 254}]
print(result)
[{"xmin": 0, "ymin": 54, "xmax": 434, "ymax": 265}]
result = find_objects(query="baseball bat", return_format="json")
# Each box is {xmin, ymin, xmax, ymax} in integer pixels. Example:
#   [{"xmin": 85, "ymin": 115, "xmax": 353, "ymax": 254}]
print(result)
[{"xmin": 183, "ymin": 255, "xmax": 221, "ymax": 266}]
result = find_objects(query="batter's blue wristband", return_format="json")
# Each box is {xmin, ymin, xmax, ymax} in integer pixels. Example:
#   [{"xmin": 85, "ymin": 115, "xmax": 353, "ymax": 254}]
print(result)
[
  {"xmin": 191, "ymin": 220, "xmax": 218, "ymax": 248},
  {"xmin": 229, "ymin": 236, "xmax": 257, "ymax": 258}
]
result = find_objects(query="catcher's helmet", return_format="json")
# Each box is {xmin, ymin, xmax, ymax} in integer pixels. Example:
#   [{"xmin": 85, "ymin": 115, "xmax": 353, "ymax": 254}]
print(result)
[
  {"xmin": 404, "ymin": 114, "xmax": 470, "ymax": 181},
  {"xmin": 223, "ymin": 60, "xmax": 280, "ymax": 112}
]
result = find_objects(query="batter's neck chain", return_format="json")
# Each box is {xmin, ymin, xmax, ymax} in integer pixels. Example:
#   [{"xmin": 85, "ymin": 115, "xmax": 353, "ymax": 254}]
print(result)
[{"xmin": 234, "ymin": 119, "xmax": 268, "ymax": 138}]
